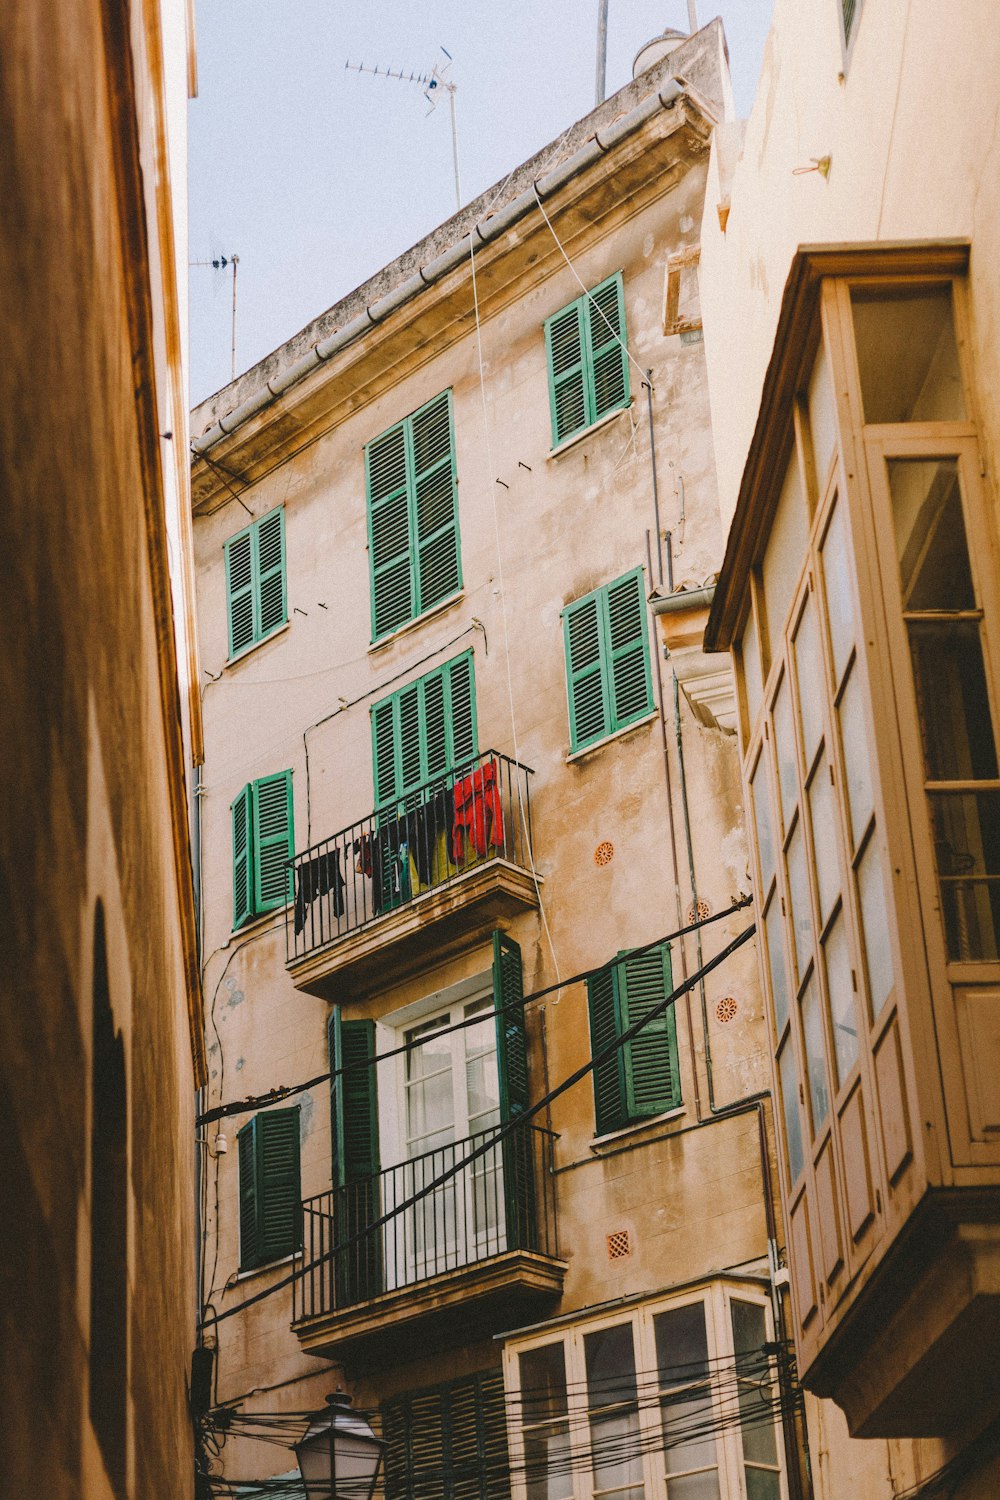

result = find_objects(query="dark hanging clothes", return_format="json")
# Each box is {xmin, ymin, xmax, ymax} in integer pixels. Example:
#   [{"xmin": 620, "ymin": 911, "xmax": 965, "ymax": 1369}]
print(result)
[
  {"xmin": 294, "ymin": 847, "xmax": 346, "ymax": 934},
  {"xmin": 403, "ymin": 786, "xmax": 452, "ymax": 886}
]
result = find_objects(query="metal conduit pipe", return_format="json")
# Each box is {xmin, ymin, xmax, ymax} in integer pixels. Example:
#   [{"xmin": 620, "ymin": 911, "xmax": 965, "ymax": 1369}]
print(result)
[{"xmin": 190, "ymin": 77, "xmax": 688, "ymax": 458}]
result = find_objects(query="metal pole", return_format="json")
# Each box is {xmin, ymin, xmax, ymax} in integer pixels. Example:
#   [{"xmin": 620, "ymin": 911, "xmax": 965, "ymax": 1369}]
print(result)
[
  {"xmin": 230, "ymin": 254, "xmax": 239, "ymax": 381},
  {"xmin": 595, "ymin": 0, "xmax": 609, "ymax": 105},
  {"xmin": 447, "ymin": 87, "xmax": 462, "ymax": 210},
  {"xmin": 687, "ymin": 0, "xmax": 699, "ymax": 32}
]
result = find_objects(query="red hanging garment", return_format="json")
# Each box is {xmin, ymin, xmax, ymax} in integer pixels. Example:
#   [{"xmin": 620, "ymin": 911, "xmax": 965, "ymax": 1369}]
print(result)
[{"xmin": 451, "ymin": 759, "xmax": 504, "ymax": 862}]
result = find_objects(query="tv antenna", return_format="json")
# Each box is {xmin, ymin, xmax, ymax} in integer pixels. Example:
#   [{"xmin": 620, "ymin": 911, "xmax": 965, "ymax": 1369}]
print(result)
[
  {"xmin": 191, "ymin": 253, "xmax": 240, "ymax": 381},
  {"xmin": 345, "ymin": 48, "xmax": 462, "ymax": 211}
]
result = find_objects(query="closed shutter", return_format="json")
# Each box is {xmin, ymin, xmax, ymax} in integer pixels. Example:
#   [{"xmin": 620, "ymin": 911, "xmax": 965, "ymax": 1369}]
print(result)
[
  {"xmin": 371, "ymin": 653, "xmax": 478, "ymax": 809},
  {"xmin": 545, "ymin": 299, "xmax": 588, "ymax": 445},
  {"xmin": 382, "ymin": 1372, "xmax": 511, "ymax": 1500},
  {"xmin": 252, "ymin": 770, "xmax": 294, "ymax": 912},
  {"xmin": 618, "ymin": 945, "xmax": 680, "ymax": 1118},
  {"xmin": 413, "ymin": 391, "xmax": 461, "ymax": 613},
  {"xmin": 565, "ymin": 594, "xmax": 610, "ymax": 751},
  {"xmin": 605, "ymin": 570, "xmax": 652, "ymax": 727},
  {"xmin": 587, "ymin": 960, "xmax": 628, "ymax": 1135},
  {"xmin": 224, "ymin": 507, "xmax": 287, "ymax": 657},
  {"xmin": 493, "ymin": 932, "xmax": 533, "ymax": 1248},
  {"xmin": 237, "ymin": 1118, "xmax": 259, "ymax": 1268},
  {"xmin": 367, "ymin": 422, "xmax": 413, "ymax": 639},
  {"xmin": 255, "ymin": 506, "xmax": 287, "ymax": 637},
  {"xmin": 372, "ymin": 697, "xmax": 398, "ymax": 808},
  {"xmin": 225, "ymin": 526, "xmax": 255, "ymax": 656},
  {"xmin": 237, "ymin": 1110, "xmax": 302, "ymax": 1270},
  {"xmin": 447, "ymin": 653, "xmax": 476, "ymax": 769},
  {"xmin": 329, "ymin": 1010, "xmax": 381, "ymax": 1303},
  {"xmin": 231, "ymin": 784, "xmax": 253, "ymax": 929},
  {"xmin": 587, "ymin": 272, "xmax": 630, "ymax": 421}
]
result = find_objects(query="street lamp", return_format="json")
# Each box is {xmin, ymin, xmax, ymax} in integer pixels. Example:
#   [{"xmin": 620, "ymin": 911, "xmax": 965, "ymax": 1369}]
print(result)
[{"xmin": 294, "ymin": 1392, "xmax": 384, "ymax": 1500}]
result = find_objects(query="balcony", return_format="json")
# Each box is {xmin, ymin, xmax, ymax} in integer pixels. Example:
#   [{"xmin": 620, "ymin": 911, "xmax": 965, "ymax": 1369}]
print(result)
[
  {"xmin": 285, "ymin": 750, "xmax": 539, "ymax": 998},
  {"xmin": 292, "ymin": 1123, "xmax": 565, "ymax": 1366}
]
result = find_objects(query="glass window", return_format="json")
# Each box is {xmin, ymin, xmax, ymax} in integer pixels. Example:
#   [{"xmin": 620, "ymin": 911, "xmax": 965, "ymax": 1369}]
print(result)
[
  {"xmin": 801, "ymin": 973, "xmax": 830, "ymax": 1135},
  {"xmin": 808, "ymin": 758, "xmax": 840, "ymax": 927},
  {"xmin": 751, "ymin": 759, "xmax": 776, "ymax": 894},
  {"xmin": 654, "ymin": 1303, "xmax": 720, "ymax": 1500},
  {"xmin": 857, "ymin": 834, "xmax": 895, "ymax": 1017},
  {"xmin": 741, "ymin": 607, "xmax": 764, "ymax": 731},
  {"xmin": 820, "ymin": 502, "xmax": 855, "ymax": 687},
  {"xmin": 823, "ymin": 909, "xmax": 859, "ymax": 1086},
  {"xmin": 852, "ymin": 286, "xmax": 966, "ymax": 424},
  {"xmin": 929, "ymin": 791, "xmax": 1000, "ymax": 961},
  {"xmin": 778, "ymin": 1038, "xmax": 804, "ymax": 1183},
  {"xmin": 763, "ymin": 459, "xmax": 808, "ymax": 668},
  {"xmin": 785, "ymin": 819, "xmax": 813, "ymax": 981},
  {"xmin": 765, "ymin": 894, "xmax": 791, "ymax": 1037},
  {"xmin": 520, "ymin": 1344, "xmax": 573, "ymax": 1500},
  {"xmin": 585, "ymin": 1325, "xmax": 644, "ymax": 1500},
  {"xmin": 808, "ymin": 342, "xmax": 837, "ymax": 492},
  {"xmin": 773, "ymin": 677, "xmax": 799, "ymax": 833},
  {"xmin": 889, "ymin": 458, "xmax": 974, "ymax": 611},
  {"xmin": 907, "ymin": 621, "xmax": 998, "ymax": 782},
  {"xmin": 730, "ymin": 1301, "xmax": 781, "ymax": 1500},
  {"xmin": 793, "ymin": 597, "xmax": 825, "ymax": 768},
  {"xmin": 837, "ymin": 663, "xmax": 875, "ymax": 852}
]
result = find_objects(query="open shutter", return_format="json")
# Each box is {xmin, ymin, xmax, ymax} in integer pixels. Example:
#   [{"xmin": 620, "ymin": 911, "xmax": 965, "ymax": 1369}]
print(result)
[
  {"xmin": 446, "ymin": 653, "xmax": 477, "ymax": 770},
  {"xmin": 231, "ymin": 784, "xmax": 253, "ymax": 928},
  {"xmin": 237, "ymin": 1118, "xmax": 259, "ymax": 1269},
  {"xmin": 257, "ymin": 1108, "xmax": 302, "ymax": 1262},
  {"xmin": 412, "ymin": 392, "xmax": 461, "ymax": 614},
  {"xmin": 255, "ymin": 506, "xmax": 287, "ymax": 637},
  {"xmin": 367, "ymin": 422, "xmax": 414, "ymax": 639},
  {"xmin": 493, "ymin": 932, "xmax": 534, "ymax": 1249},
  {"xmin": 565, "ymin": 594, "xmax": 610, "ymax": 751},
  {"xmin": 225, "ymin": 526, "xmax": 255, "ymax": 657},
  {"xmin": 586, "ymin": 272, "xmax": 630, "ymax": 422},
  {"xmin": 587, "ymin": 960, "xmax": 628, "ymax": 1135},
  {"xmin": 329, "ymin": 1010, "xmax": 381, "ymax": 1303},
  {"xmin": 605, "ymin": 570, "xmax": 652, "ymax": 729},
  {"xmin": 619, "ymin": 945, "xmax": 680, "ymax": 1118},
  {"xmin": 372, "ymin": 696, "xmax": 399, "ymax": 809},
  {"xmin": 545, "ymin": 298, "xmax": 588, "ymax": 446},
  {"xmin": 252, "ymin": 770, "xmax": 294, "ymax": 912}
]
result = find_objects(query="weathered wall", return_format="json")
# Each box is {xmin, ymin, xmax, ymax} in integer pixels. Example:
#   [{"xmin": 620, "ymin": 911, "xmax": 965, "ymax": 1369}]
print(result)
[{"xmin": 0, "ymin": 1, "xmax": 199, "ymax": 1497}]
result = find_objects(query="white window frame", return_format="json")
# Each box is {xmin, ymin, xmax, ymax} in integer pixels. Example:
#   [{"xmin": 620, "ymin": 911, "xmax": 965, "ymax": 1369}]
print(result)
[{"xmin": 501, "ymin": 1281, "xmax": 787, "ymax": 1500}]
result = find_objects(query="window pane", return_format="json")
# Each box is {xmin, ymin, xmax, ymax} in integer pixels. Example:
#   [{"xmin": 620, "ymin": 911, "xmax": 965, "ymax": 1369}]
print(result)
[
  {"xmin": 765, "ymin": 894, "xmax": 791, "ymax": 1036},
  {"xmin": 585, "ymin": 1324, "xmax": 638, "ymax": 1409},
  {"xmin": 586, "ymin": 1326, "xmax": 643, "ymax": 1500},
  {"xmin": 752, "ymin": 760, "xmax": 776, "ymax": 893},
  {"xmin": 852, "ymin": 286, "xmax": 966, "ymax": 424},
  {"xmin": 773, "ymin": 677, "xmax": 798, "ymax": 832},
  {"xmin": 786, "ymin": 819, "xmax": 813, "ymax": 980},
  {"xmin": 821, "ymin": 501, "xmax": 855, "ymax": 686},
  {"xmin": 794, "ymin": 598, "xmax": 824, "ymax": 768},
  {"xmin": 808, "ymin": 758, "xmax": 840, "ymax": 927},
  {"xmin": 887, "ymin": 459, "xmax": 974, "ymax": 611},
  {"xmin": 525, "ymin": 1426, "xmax": 573, "ymax": 1500},
  {"xmin": 838, "ymin": 662, "xmax": 874, "ymax": 852},
  {"xmin": 857, "ymin": 834, "xmax": 895, "ymax": 1016},
  {"xmin": 521, "ymin": 1344, "xmax": 572, "ymax": 1500},
  {"xmin": 824, "ymin": 909, "xmax": 859, "ymax": 1086},
  {"xmin": 655, "ymin": 1303, "xmax": 710, "ymax": 1385},
  {"xmin": 746, "ymin": 1473, "xmax": 781, "ymax": 1500},
  {"xmin": 742, "ymin": 608, "xmax": 764, "ymax": 729},
  {"xmin": 801, "ymin": 973, "xmax": 830, "ymax": 1134},
  {"xmin": 929, "ymin": 791, "xmax": 1000, "ymax": 961},
  {"xmin": 519, "ymin": 1344, "xmax": 568, "ymax": 1422},
  {"xmin": 731, "ymin": 1302, "xmax": 780, "ymax": 1470},
  {"xmin": 907, "ymin": 621, "xmax": 999, "ymax": 782},
  {"xmin": 808, "ymin": 341, "xmax": 837, "ymax": 491},
  {"xmin": 778, "ymin": 1038, "xmax": 804, "ymax": 1182},
  {"xmin": 763, "ymin": 459, "xmax": 808, "ymax": 664},
  {"xmin": 655, "ymin": 1305, "xmax": 719, "ymax": 1498}
]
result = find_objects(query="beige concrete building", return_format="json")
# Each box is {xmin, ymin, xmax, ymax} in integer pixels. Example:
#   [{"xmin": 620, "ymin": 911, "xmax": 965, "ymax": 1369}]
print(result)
[
  {"xmin": 190, "ymin": 22, "xmax": 812, "ymax": 1500},
  {"xmin": 700, "ymin": 0, "xmax": 1000, "ymax": 1494},
  {"xmin": 0, "ymin": 1, "xmax": 204, "ymax": 1498}
]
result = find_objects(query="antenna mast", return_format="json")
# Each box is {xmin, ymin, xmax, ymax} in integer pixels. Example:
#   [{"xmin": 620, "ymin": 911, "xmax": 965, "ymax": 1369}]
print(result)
[
  {"xmin": 190, "ymin": 253, "xmax": 241, "ymax": 381},
  {"xmin": 345, "ymin": 49, "xmax": 462, "ymax": 212},
  {"xmin": 595, "ymin": 0, "xmax": 609, "ymax": 106}
]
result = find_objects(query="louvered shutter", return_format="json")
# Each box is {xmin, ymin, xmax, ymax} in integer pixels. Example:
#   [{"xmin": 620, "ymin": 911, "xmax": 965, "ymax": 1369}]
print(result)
[
  {"xmin": 422, "ymin": 669, "xmax": 449, "ymax": 785},
  {"xmin": 409, "ymin": 1386, "xmax": 445, "ymax": 1500},
  {"xmin": 605, "ymin": 570, "xmax": 652, "ymax": 728},
  {"xmin": 447, "ymin": 653, "xmax": 477, "ymax": 770},
  {"xmin": 398, "ymin": 683, "xmax": 424, "ymax": 800},
  {"xmin": 587, "ymin": 960, "xmax": 628, "ymax": 1135},
  {"xmin": 237, "ymin": 1118, "xmax": 259, "ymax": 1268},
  {"xmin": 493, "ymin": 932, "xmax": 534, "ymax": 1249},
  {"xmin": 367, "ymin": 422, "xmax": 414, "ymax": 639},
  {"xmin": 372, "ymin": 697, "xmax": 399, "ymax": 809},
  {"xmin": 413, "ymin": 391, "xmax": 461, "ymax": 614},
  {"xmin": 257, "ymin": 1108, "xmax": 302, "ymax": 1261},
  {"xmin": 255, "ymin": 506, "xmax": 287, "ymax": 637},
  {"xmin": 545, "ymin": 299, "xmax": 588, "ymax": 445},
  {"xmin": 225, "ymin": 526, "xmax": 255, "ymax": 656},
  {"xmin": 478, "ymin": 1370, "xmax": 512, "ymax": 1500},
  {"xmin": 232, "ymin": 784, "xmax": 253, "ymax": 928},
  {"xmin": 587, "ymin": 273, "xmax": 630, "ymax": 422},
  {"xmin": 381, "ymin": 1374, "xmax": 510, "ymax": 1500},
  {"xmin": 329, "ymin": 1010, "xmax": 381, "ymax": 1303},
  {"xmin": 252, "ymin": 770, "xmax": 294, "ymax": 912},
  {"xmin": 842, "ymin": 0, "xmax": 859, "ymax": 43},
  {"xmin": 565, "ymin": 594, "xmax": 610, "ymax": 751},
  {"xmin": 619, "ymin": 945, "xmax": 680, "ymax": 1118}
]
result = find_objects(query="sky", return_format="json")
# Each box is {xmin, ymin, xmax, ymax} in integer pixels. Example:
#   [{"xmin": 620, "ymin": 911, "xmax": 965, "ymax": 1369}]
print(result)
[{"xmin": 188, "ymin": 2, "xmax": 776, "ymax": 405}]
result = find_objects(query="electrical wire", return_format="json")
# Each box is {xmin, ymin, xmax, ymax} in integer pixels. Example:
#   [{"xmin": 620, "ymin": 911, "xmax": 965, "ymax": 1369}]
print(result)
[
  {"xmin": 201, "ymin": 918, "xmax": 754, "ymax": 1330},
  {"xmin": 196, "ymin": 896, "xmax": 751, "ymax": 1126}
]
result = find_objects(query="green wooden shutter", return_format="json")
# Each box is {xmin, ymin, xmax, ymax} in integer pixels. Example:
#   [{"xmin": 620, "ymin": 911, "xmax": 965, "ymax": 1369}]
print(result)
[
  {"xmin": 587, "ymin": 960, "xmax": 628, "ymax": 1135},
  {"xmin": 447, "ymin": 653, "xmax": 477, "ymax": 769},
  {"xmin": 367, "ymin": 422, "xmax": 414, "ymax": 639},
  {"xmin": 398, "ymin": 683, "xmax": 424, "ymax": 800},
  {"xmin": 493, "ymin": 931, "xmax": 533, "ymax": 1249},
  {"xmin": 255, "ymin": 506, "xmax": 287, "ymax": 637},
  {"xmin": 257, "ymin": 1108, "xmax": 302, "ymax": 1262},
  {"xmin": 381, "ymin": 1373, "xmax": 510, "ymax": 1500},
  {"xmin": 587, "ymin": 272, "xmax": 630, "ymax": 422},
  {"xmin": 605, "ymin": 569, "xmax": 652, "ymax": 729},
  {"xmin": 231, "ymin": 784, "xmax": 253, "ymax": 929},
  {"xmin": 372, "ymin": 697, "xmax": 399, "ymax": 808},
  {"xmin": 237, "ymin": 1117, "xmax": 259, "ymax": 1269},
  {"xmin": 225, "ymin": 526, "xmax": 255, "ymax": 656},
  {"xmin": 618, "ymin": 944, "xmax": 680, "ymax": 1118},
  {"xmin": 842, "ymin": 0, "xmax": 859, "ymax": 43},
  {"xmin": 565, "ymin": 594, "xmax": 610, "ymax": 751},
  {"xmin": 545, "ymin": 299, "xmax": 588, "ymax": 446},
  {"xmin": 412, "ymin": 391, "xmax": 461, "ymax": 614},
  {"xmin": 252, "ymin": 770, "xmax": 294, "ymax": 912},
  {"xmin": 329, "ymin": 1010, "xmax": 381, "ymax": 1303},
  {"xmin": 371, "ymin": 653, "xmax": 478, "ymax": 810}
]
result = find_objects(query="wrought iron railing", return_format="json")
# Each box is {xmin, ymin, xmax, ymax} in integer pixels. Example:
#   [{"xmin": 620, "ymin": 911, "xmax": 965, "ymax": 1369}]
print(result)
[
  {"xmin": 286, "ymin": 749, "xmax": 534, "ymax": 964},
  {"xmin": 293, "ymin": 1122, "xmax": 559, "ymax": 1322}
]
